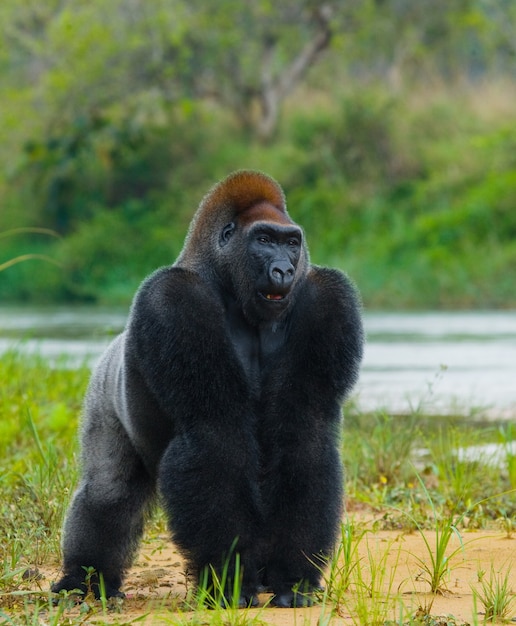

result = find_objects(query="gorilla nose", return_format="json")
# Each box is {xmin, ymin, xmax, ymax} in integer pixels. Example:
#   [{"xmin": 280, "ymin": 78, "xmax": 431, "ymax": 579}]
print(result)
[{"xmin": 269, "ymin": 260, "xmax": 295, "ymax": 288}]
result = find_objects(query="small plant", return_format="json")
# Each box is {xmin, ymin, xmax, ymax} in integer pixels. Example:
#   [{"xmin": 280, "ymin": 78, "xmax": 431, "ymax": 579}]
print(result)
[
  {"xmin": 473, "ymin": 563, "xmax": 516, "ymax": 622},
  {"xmin": 193, "ymin": 542, "xmax": 267, "ymax": 620},
  {"xmin": 425, "ymin": 426, "xmax": 497, "ymax": 510},
  {"xmin": 0, "ymin": 593, "xmax": 72, "ymax": 626},
  {"xmin": 343, "ymin": 411, "xmax": 420, "ymax": 497},
  {"xmin": 191, "ymin": 555, "xmax": 267, "ymax": 626},
  {"xmin": 343, "ymin": 533, "xmax": 406, "ymax": 626},
  {"xmin": 321, "ymin": 519, "xmax": 367, "ymax": 613},
  {"xmin": 410, "ymin": 364, "xmax": 448, "ymax": 417},
  {"xmin": 497, "ymin": 512, "xmax": 515, "ymax": 539},
  {"xmin": 402, "ymin": 473, "xmax": 467, "ymax": 594},
  {"xmin": 413, "ymin": 518, "xmax": 464, "ymax": 595},
  {"xmin": 197, "ymin": 558, "xmax": 245, "ymax": 611}
]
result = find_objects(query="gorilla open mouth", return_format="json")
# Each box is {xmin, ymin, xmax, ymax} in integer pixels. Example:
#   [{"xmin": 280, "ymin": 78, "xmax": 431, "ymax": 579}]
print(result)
[{"xmin": 259, "ymin": 292, "xmax": 286, "ymax": 302}]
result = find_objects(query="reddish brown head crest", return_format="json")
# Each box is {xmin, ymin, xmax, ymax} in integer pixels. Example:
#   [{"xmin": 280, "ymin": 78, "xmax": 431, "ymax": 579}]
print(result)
[
  {"xmin": 177, "ymin": 170, "xmax": 297, "ymax": 270},
  {"xmin": 198, "ymin": 170, "xmax": 288, "ymax": 220},
  {"xmin": 238, "ymin": 201, "xmax": 293, "ymax": 227}
]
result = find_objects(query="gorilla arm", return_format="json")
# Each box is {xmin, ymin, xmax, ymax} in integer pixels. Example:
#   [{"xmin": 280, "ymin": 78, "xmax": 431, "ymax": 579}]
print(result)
[
  {"xmin": 257, "ymin": 266, "xmax": 364, "ymax": 602},
  {"xmin": 301, "ymin": 266, "xmax": 364, "ymax": 400},
  {"xmin": 125, "ymin": 266, "xmax": 253, "ymax": 434},
  {"xmin": 123, "ymin": 266, "xmax": 263, "ymax": 585}
]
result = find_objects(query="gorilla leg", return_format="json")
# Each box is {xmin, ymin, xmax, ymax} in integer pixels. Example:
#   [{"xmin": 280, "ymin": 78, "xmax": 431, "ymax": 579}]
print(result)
[
  {"xmin": 159, "ymin": 434, "xmax": 262, "ymax": 605},
  {"xmin": 52, "ymin": 413, "xmax": 155, "ymax": 598},
  {"xmin": 264, "ymin": 441, "xmax": 343, "ymax": 608}
]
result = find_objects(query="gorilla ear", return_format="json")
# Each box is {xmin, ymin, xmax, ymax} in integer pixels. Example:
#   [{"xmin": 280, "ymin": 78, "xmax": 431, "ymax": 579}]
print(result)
[{"xmin": 219, "ymin": 222, "xmax": 236, "ymax": 247}]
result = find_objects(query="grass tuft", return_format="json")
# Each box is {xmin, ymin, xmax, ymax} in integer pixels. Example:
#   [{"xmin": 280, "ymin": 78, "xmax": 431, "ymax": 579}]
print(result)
[{"xmin": 473, "ymin": 563, "xmax": 516, "ymax": 622}]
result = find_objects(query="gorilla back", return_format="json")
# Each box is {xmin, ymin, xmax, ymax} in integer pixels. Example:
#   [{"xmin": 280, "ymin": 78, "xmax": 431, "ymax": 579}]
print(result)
[{"xmin": 52, "ymin": 170, "xmax": 364, "ymax": 608}]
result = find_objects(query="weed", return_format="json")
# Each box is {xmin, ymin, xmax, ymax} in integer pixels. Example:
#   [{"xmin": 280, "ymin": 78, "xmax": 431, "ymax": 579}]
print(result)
[
  {"xmin": 321, "ymin": 519, "xmax": 367, "ymax": 612},
  {"xmin": 191, "ymin": 552, "xmax": 267, "ymax": 626},
  {"xmin": 342, "ymin": 532, "xmax": 406, "ymax": 626},
  {"xmin": 473, "ymin": 563, "xmax": 516, "ymax": 622},
  {"xmin": 343, "ymin": 412, "xmax": 420, "ymax": 496},
  {"xmin": 191, "ymin": 541, "xmax": 269, "ymax": 626},
  {"xmin": 497, "ymin": 513, "xmax": 515, "ymax": 539},
  {"xmin": 425, "ymin": 427, "xmax": 498, "ymax": 511},
  {"xmin": 0, "ymin": 352, "xmax": 86, "ymax": 602},
  {"xmin": 401, "ymin": 474, "xmax": 467, "ymax": 594}
]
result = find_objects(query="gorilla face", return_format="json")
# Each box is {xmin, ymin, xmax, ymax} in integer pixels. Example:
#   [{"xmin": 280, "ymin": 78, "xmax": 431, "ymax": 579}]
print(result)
[
  {"xmin": 248, "ymin": 223, "xmax": 302, "ymax": 309},
  {"xmin": 219, "ymin": 218, "xmax": 305, "ymax": 325}
]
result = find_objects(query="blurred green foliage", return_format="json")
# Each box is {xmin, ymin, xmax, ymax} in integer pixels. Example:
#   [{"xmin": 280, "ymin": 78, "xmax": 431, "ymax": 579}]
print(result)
[{"xmin": 1, "ymin": 1, "xmax": 516, "ymax": 308}]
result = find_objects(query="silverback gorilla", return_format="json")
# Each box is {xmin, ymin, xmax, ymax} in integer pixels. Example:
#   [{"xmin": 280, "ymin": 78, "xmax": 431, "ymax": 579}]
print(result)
[{"xmin": 52, "ymin": 170, "xmax": 364, "ymax": 608}]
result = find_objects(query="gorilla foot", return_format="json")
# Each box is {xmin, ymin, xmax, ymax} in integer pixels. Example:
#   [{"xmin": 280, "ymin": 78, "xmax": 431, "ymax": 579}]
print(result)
[
  {"xmin": 271, "ymin": 590, "xmax": 314, "ymax": 608},
  {"xmin": 236, "ymin": 594, "xmax": 260, "ymax": 609},
  {"xmin": 51, "ymin": 574, "xmax": 125, "ymax": 601}
]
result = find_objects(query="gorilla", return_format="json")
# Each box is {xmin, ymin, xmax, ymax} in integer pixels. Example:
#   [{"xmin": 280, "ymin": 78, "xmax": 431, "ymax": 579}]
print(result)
[{"xmin": 52, "ymin": 170, "xmax": 364, "ymax": 608}]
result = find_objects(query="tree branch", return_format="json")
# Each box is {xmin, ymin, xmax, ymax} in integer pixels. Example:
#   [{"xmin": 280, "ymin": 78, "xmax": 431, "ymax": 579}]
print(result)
[{"xmin": 257, "ymin": 5, "xmax": 333, "ymax": 140}]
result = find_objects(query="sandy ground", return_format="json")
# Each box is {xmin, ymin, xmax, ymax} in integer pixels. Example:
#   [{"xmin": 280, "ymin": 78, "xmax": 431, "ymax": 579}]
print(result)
[{"xmin": 31, "ymin": 517, "xmax": 516, "ymax": 625}]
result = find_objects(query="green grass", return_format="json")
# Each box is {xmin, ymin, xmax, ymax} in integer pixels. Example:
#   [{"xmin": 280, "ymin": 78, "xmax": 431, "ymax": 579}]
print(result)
[
  {"xmin": 473, "ymin": 563, "xmax": 516, "ymax": 622},
  {"xmin": 0, "ymin": 352, "xmax": 86, "ymax": 588},
  {"xmin": 341, "ymin": 532, "xmax": 404, "ymax": 626},
  {"xmin": 1, "ymin": 351, "xmax": 515, "ymax": 625},
  {"xmin": 402, "ymin": 475, "xmax": 467, "ymax": 595}
]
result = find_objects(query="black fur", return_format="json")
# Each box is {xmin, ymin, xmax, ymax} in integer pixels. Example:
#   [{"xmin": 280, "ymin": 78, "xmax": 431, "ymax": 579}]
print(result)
[{"xmin": 52, "ymin": 171, "xmax": 364, "ymax": 607}]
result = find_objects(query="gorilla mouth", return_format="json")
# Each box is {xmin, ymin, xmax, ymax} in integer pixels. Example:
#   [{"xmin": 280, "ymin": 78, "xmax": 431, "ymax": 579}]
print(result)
[{"xmin": 260, "ymin": 292, "xmax": 286, "ymax": 302}]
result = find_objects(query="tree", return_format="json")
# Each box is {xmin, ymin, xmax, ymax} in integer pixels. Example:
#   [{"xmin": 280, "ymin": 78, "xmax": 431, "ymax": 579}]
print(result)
[
  {"xmin": 1, "ymin": 0, "xmax": 338, "ymax": 141},
  {"xmin": 180, "ymin": 1, "xmax": 335, "ymax": 140}
]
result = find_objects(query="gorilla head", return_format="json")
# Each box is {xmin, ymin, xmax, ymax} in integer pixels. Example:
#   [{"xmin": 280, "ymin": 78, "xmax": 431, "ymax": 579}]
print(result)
[{"xmin": 176, "ymin": 170, "xmax": 309, "ymax": 325}]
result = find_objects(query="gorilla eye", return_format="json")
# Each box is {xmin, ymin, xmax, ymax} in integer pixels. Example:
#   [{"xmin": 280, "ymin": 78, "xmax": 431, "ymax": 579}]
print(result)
[
  {"xmin": 257, "ymin": 235, "xmax": 271, "ymax": 244},
  {"xmin": 288, "ymin": 238, "xmax": 300, "ymax": 247}
]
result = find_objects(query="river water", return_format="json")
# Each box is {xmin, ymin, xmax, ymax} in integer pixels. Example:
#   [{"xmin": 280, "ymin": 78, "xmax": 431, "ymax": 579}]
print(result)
[{"xmin": 0, "ymin": 307, "xmax": 515, "ymax": 419}]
